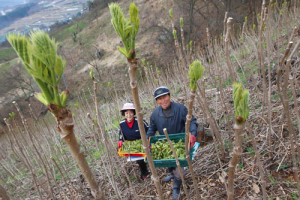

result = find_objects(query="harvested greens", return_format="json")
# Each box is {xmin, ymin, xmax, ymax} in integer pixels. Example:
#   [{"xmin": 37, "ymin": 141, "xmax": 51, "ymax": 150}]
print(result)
[
  {"xmin": 151, "ymin": 139, "xmax": 186, "ymax": 160},
  {"xmin": 121, "ymin": 140, "xmax": 144, "ymax": 153}
]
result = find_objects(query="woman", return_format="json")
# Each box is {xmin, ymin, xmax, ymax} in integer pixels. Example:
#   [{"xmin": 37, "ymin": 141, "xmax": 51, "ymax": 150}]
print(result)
[{"xmin": 118, "ymin": 103, "xmax": 150, "ymax": 179}]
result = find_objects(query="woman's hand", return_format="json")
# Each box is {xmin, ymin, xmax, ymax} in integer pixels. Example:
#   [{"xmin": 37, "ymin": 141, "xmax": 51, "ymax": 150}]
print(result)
[{"xmin": 118, "ymin": 141, "xmax": 123, "ymax": 148}]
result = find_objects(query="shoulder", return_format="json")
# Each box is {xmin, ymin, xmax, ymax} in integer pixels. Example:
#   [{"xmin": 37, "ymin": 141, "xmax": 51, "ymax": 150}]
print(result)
[
  {"xmin": 171, "ymin": 102, "xmax": 186, "ymax": 110},
  {"xmin": 151, "ymin": 106, "xmax": 161, "ymax": 115},
  {"xmin": 143, "ymin": 119, "xmax": 149, "ymax": 126},
  {"xmin": 119, "ymin": 119, "xmax": 126, "ymax": 125}
]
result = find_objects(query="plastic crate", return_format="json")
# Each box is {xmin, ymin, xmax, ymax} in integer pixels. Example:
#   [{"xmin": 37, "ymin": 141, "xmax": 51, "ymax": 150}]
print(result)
[
  {"xmin": 118, "ymin": 148, "xmax": 146, "ymax": 157},
  {"xmin": 145, "ymin": 133, "xmax": 197, "ymax": 168},
  {"xmin": 118, "ymin": 141, "xmax": 146, "ymax": 157}
]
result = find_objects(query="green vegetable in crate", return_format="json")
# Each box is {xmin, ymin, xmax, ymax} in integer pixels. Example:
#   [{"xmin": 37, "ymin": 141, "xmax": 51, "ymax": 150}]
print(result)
[
  {"xmin": 121, "ymin": 140, "xmax": 144, "ymax": 153},
  {"xmin": 151, "ymin": 139, "xmax": 186, "ymax": 160}
]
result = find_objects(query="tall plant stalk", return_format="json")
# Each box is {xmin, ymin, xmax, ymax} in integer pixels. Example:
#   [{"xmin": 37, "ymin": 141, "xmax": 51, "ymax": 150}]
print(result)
[
  {"xmin": 225, "ymin": 17, "xmax": 236, "ymax": 82},
  {"xmin": 163, "ymin": 128, "xmax": 189, "ymax": 199},
  {"xmin": 13, "ymin": 102, "xmax": 55, "ymax": 199},
  {"xmin": 258, "ymin": 1, "xmax": 268, "ymax": 115},
  {"xmin": 227, "ymin": 83, "xmax": 250, "ymax": 200},
  {"xmin": 90, "ymin": 77, "xmax": 121, "ymax": 199},
  {"xmin": 0, "ymin": 184, "xmax": 10, "ymax": 200},
  {"xmin": 4, "ymin": 118, "xmax": 43, "ymax": 199},
  {"xmin": 185, "ymin": 60, "xmax": 205, "ymax": 199},
  {"xmin": 246, "ymin": 122, "xmax": 267, "ymax": 200},
  {"xmin": 109, "ymin": 3, "xmax": 163, "ymax": 199},
  {"xmin": 7, "ymin": 31, "xmax": 104, "ymax": 199},
  {"xmin": 282, "ymin": 40, "xmax": 300, "ymax": 196},
  {"xmin": 265, "ymin": 1, "xmax": 274, "ymax": 154}
]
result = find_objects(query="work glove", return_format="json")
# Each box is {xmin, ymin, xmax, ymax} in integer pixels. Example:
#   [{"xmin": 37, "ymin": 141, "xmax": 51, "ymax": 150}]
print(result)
[
  {"xmin": 118, "ymin": 141, "xmax": 123, "ymax": 149},
  {"xmin": 190, "ymin": 135, "xmax": 196, "ymax": 148}
]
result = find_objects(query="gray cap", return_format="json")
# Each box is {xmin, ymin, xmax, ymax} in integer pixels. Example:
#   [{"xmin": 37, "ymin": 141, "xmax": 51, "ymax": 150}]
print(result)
[{"xmin": 154, "ymin": 86, "xmax": 170, "ymax": 99}]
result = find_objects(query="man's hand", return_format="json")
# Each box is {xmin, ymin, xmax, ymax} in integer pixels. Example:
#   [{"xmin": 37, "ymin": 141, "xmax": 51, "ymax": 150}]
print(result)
[
  {"xmin": 118, "ymin": 141, "xmax": 123, "ymax": 149},
  {"xmin": 190, "ymin": 135, "xmax": 196, "ymax": 148}
]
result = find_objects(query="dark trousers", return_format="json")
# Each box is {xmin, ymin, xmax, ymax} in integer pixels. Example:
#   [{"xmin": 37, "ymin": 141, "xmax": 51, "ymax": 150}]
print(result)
[
  {"xmin": 168, "ymin": 167, "xmax": 175, "ymax": 174},
  {"xmin": 136, "ymin": 160, "xmax": 148, "ymax": 175}
]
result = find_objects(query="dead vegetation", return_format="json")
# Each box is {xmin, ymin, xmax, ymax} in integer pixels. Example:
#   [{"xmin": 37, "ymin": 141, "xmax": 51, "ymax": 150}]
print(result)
[{"xmin": 0, "ymin": 0, "xmax": 300, "ymax": 199}]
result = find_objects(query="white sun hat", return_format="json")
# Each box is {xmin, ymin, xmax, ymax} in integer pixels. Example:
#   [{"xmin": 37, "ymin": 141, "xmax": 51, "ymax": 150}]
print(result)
[{"xmin": 120, "ymin": 103, "xmax": 135, "ymax": 112}]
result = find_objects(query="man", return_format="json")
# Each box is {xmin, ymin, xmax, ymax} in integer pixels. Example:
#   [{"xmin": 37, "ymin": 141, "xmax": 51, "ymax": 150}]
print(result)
[{"xmin": 147, "ymin": 86, "xmax": 197, "ymax": 200}]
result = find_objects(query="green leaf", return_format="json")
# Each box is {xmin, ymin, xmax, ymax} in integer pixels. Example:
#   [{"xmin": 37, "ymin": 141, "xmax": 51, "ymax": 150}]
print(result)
[
  {"xmin": 43, "ymin": 67, "xmax": 49, "ymax": 78},
  {"xmin": 117, "ymin": 46, "xmax": 129, "ymax": 57}
]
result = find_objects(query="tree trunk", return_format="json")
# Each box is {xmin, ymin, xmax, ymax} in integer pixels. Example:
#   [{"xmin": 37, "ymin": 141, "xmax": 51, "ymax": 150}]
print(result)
[
  {"xmin": 227, "ymin": 123, "xmax": 244, "ymax": 200},
  {"xmin": 0, "ymin": 184, "xmax": 10, "ymax": 200},
  {"xmin": 127, "ymin": 58, "xmax": 164, "ymax": 200},
  {"xmin": 163, "ymin": 128, "xmax": 190, "ymax": 199},
  {"xmin": 185, "ymin": 90, "xmax": 200, "ymax": 199},
  {"xmin": 48, "ymin": 104, "xmax": 104, "ymax": 199}
]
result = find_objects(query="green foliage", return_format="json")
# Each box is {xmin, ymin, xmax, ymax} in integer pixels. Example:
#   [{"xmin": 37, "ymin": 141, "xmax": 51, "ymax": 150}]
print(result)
[
  {"xmin": 257, "ymin": 13, "xmax": 261, "ymax": 20},
  {"xmin": 151, "ymin": 139, "xmax": 185, "ymax": 160},
  {"xmin": 69, "ymin": 21, "xmax": 85, "ymax": 33},
  {"xmin": 9, "ymin": 112, "xmax": 15, "ymax": 119},
  {"xmin": 180, "ymin": 18, "xmax": 183, "ymax": 27},
  {"xmin": 0, "ymin": 47, "xmax": 17, "ymax": 62},
  {"xmin": 246, "ymin": 147, "xmax": 255, "ymax": 155},
  {"xmin": 291, "ymin": 192, "xmax": 299, "ymax": 200},
  {"xmin": 0, "ymin": 3, "xmax": 36, "ymax": 30},
  {"xmin": 233, "ymin": 82, "xmax": 250, "ymax": 124},
  {"xmin": 7, "ymin": 31, "xmax": 68, "ymax": 108},
  {"xmin": 188, "ymin": 60, "xmax": 204, "ymax": 90},
  {"xmin": 109, "ymin": 2, "xmax": 140, "ymax": 59},
  {"xmin": 268, "ymin": 174, "xmax": 277, "ymax": 186},
  {"xmin": 238, "ymin": 163, "xmax": 244, "ymax": 170},
  {"xmin": 224, "ymin": 139, "xmax": 230, "ymax": 150},
  {"xmin": 156, "ymin": 67, "xmax": 161, "ymax": 75},
  {"xmin": 141, "ymin": 59, "xmax": 146, "ymax": 66}
]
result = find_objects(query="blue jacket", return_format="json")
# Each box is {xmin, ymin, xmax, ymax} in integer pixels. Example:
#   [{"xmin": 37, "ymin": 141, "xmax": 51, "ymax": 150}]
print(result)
[
  {"xmin": 119, "ymin": 117, "xmax": 149, "ymax": 141},
  {"xmin": 147, "ymin": 102, "xmax": 197, "ymax": 139}
]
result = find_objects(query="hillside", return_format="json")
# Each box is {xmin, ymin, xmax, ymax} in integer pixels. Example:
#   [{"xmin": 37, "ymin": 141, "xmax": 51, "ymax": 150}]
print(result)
[
  {"xmin": 1, "ymin": 0, "xmax": 300, "ymax": 199},
  {"xmin": 0, "ymin": 0, "xmax": 256, "ymax": 121}
]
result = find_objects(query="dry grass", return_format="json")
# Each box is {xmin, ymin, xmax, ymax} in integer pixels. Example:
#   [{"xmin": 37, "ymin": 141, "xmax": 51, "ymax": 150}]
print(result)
[{"xmin": 1, "ymin": 1, "xmax": 300, "ymax": 199}]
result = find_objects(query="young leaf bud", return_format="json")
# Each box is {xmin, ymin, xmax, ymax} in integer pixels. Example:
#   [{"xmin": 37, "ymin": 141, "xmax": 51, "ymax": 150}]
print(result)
[
  {"xmin": 89, "ymin": 68, "xmax": 94, "ymax": 80},
  {"xmin": 60, "ymin": 90, "xmax": 69, "ymax": 107},
  {"xmin": 169, "ymin": 8, "xmax": 173, "ymax": 19},
  {"xmin": 34, "ymin": 92, "xmax": 48, "ymax": 106},
  {"xmin": 173, "ymin": 30, "xmax": 177, "ymax": 39}
]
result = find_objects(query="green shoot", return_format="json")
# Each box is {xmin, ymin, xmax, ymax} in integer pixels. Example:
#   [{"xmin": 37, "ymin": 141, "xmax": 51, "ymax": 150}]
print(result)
[
  {"xmin": 109, "ymin": 2, "xmax": 140, "ymax": 59},
  {"xmin": 169, "ymin": 8, "xmax": 173, "ymax": 19},
  {"xmin": 233, "ymin": 82, "xmax": 250, "ymax": 125},
  {"xmin": 173, "ymin": 30, "xmax": 177, "ymax": 39},
  {"xmin": 7, "ymin": 30, "xmax": 68, "ymax": 109},
  {"xmin": 180, "ymin": 18, "xmax": 183, "ymax": 27},
  {"xmin": 188, "ymin": 60, "xmax": 205, "ymax": 91}
]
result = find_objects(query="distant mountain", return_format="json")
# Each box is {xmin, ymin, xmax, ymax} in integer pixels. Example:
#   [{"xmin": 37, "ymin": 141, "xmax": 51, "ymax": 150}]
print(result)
[{"xmin": 0, "ymin": 0, "xmax": 27, "ymax": 11}]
